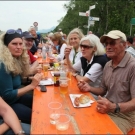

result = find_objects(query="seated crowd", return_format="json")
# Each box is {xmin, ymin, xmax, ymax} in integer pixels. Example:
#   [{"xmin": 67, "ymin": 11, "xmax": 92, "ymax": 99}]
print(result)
[{"xmin": 0, "ymin": 27, "xmax": 135, "ymax": 134}]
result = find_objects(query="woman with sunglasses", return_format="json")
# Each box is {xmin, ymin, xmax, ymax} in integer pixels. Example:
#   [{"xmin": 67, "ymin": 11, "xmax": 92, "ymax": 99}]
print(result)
[
  {"xmin": 64, "ymin": 28, "xmax": 84, "ymax": 65},
  {"xmin": 65, "ymin": 34, "xmax": 108, "ymax": 87},
  {"xmin": 0, "ymin": 29, "xmax": 42, "ymax": 124}
]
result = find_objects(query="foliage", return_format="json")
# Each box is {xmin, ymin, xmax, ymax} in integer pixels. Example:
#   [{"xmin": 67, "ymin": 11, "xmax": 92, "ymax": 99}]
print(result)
[{"xmin": 53, "ymin": 0, "xmax": 135, "ymax": 36}]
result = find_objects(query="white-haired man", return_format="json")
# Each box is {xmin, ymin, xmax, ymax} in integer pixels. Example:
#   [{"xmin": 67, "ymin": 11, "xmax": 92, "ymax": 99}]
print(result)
[{"xmin": 78, "ymin": 30, "xmax": 135, "ymax": 134}]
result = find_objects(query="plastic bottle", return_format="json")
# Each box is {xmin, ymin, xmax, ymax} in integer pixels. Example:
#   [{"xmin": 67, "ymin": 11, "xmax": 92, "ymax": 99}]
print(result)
[
  {"xmin": 42, "ymin": 46, "xmax": 46, "ymax": 60},
  {"xmin": 59, "ymin": 61, "xmax": 67, "ymax": 78}
]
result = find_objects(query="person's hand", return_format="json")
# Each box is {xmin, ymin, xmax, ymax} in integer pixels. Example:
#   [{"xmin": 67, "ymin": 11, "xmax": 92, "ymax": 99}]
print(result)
[
  {"xmin": 30, "ymin": 73, "xmax": 42, "ymax": 88},
  {"xmin": 96, "ymin": 96, "xmax": 115, "ymax": 114},
  {"xmin": 77, "ymin": 80, "xmax": 91, "ymax": 92},
  {"xmin": 64, "ymin": 46, "xmax": 72, "ymax": 58},
  {"xmin": 36, "ymin": 64, "xmax": 42, "ymax": 73}
]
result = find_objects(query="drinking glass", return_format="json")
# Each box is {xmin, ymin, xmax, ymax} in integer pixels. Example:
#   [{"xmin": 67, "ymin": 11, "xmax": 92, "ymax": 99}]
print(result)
[
  {"xmin": 54, "ymin": 62, "xmax": 60, "ymax": 71},
  {"xmin": 48, "ymin": 102, "xmax": 62, "ymax": 125},
  {"xmin": 59, "ymin": 78, "xmax": 69, "ymax": 95},
  {"xmin": 43, "ymin": 63, "xmax": 49, "ymax": 78},
  {"xmin": 56, "ymin": 114, "xmax": 71, "ymax": 134}
]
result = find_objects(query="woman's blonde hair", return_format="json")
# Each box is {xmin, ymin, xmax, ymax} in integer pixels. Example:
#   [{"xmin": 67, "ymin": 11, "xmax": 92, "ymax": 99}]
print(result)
[
  {"xmin": 0, "ymin": 32, "xmax": 30, "ymax": 77},
  {"xmin": 67, "ymin": 28, "xmax": 84, "ymax": 45},
  {"xmin": 80, "ymin": 34, "xmax": 105, "ymax": 56}
]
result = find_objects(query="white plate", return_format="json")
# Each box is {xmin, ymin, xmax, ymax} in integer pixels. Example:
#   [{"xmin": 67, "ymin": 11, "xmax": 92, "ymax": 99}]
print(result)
[
  {"xmin": 50, "ymin": 71, "xmax": 60, "ymax": 76},
  {"xmin": 39, "ymin": 78, "xmax": 54, "ymax": 85},
  {"xmin": 69, "ymin": 94, "xmax": 94, "ymax": 108}
]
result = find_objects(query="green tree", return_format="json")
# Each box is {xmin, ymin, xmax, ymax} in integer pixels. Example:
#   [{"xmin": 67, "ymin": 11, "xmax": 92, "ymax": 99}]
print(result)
[{"xmin": 54, "ymin": 0, "xmax": 135, "ymax": 36}]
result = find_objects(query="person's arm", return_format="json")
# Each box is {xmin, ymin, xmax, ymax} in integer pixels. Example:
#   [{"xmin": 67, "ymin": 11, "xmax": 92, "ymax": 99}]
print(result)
[
  {"xmin": 76, "ymin": 63, "xmax": 102, "ymax": 83},
  {"xmin": 17, "ymin": 73, "xmax": 42, "ymax": 97},
  {"xmin": 0, "ymin": 64, "xmax": 42, "ymax": 102},
  {"xmin": 29, "ymin": 60, "xmax": 40, "ymax": 74},
  {"xmin": 0, "ymin": 97, "xmax": 24, "ymax": 134},
  {"xmin": 64, "ymin": 46, "xmax": 76, "ymax": 72},
  {"xmin": 0, "ymin": 123, "xmax": 10, "ymax": 134},
  {"xmin": 77, "ymin": 80, "xmax": 106, "ymax": 96},
  {"xmin": 96, "ymin": 96, "xmax": 135, "ymax": 114},
  {"xmin": 76, "ymin": 75, "xmax": 90, "ymax": 82}
]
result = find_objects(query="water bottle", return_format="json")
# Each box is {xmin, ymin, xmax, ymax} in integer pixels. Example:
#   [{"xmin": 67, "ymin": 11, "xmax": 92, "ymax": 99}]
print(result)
[
  {"xmin": 59, "ymin": 61, "xmax": 66, "ymax": 78},
  {"xmin": 48, "ymin": 46, "xmax": 53, "ymax": 58},
  {"xmin": 42, "ymin": 46, "xmax": 46, "ymax": 60}
]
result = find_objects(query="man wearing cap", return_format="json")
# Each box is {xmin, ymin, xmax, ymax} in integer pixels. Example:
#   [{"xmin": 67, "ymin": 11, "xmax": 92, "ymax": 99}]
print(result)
[
  {"xmin": 77, "ymin": 30, "xmax": 135, "ymax": 134},
  {"xmin": 22, "ymin": 31, "xmax": 41, "ymax": 75}
]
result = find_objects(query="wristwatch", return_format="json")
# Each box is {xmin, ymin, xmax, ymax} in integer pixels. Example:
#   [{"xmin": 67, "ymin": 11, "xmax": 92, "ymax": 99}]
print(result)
[{"xmin": 114, "ymin": 103, "xmax": 120, "ymax": 113}]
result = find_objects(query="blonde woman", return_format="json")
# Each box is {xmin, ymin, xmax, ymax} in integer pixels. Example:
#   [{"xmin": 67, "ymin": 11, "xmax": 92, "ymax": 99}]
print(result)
[
  {"xmin": 64, "ymin": 28, "xmax": 84, "ymax": 65},
  {"xmin": 65, "ymin": 34, "xmax": 108, "ymax": 87},
  {"xmin": 0, "ymin": 29, "xmax": 42, "ymax": 124}
]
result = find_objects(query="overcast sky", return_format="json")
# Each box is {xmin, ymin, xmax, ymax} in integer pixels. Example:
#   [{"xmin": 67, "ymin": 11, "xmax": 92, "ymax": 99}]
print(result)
[{"xmin": 0, "ymin": 1, "xmax": 68, "ymax": 31}]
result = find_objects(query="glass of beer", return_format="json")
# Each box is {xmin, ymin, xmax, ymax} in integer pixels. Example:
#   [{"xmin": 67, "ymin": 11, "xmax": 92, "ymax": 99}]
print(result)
[
  {"xmin": 43, "ymin": 63, "xmax": 49, "ymax": 78},
  {"xmin": 59, "ymin": 78, "xmax": 69, "ymax": 95}
]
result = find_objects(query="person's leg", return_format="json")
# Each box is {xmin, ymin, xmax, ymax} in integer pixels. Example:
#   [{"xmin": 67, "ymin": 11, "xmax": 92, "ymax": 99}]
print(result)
[
  {"xmin": 11, "ymin": 103, "xmax": 31, "ymax": 124},
  {"xmin": 108, "ymin": 112, "xmax": 133, "ymax": 134},
  {"xmin": 17, "ymin": 94, "xmax": 33, "ymax": 108},
  {"xmin": 20, "ymin": 122, "xmax": 30, "ymax": 134}
]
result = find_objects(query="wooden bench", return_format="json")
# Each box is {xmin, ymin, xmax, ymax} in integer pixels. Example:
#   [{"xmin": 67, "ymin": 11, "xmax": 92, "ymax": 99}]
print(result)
[{"xmin": 128, "ymin": 128, "xmax": 135, "ymax": 134}]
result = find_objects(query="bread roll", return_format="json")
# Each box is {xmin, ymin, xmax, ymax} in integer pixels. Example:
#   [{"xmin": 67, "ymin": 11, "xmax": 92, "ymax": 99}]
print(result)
[{"xmin": 79, "ymin": 95, "xmax": 90, "ymax": 104}]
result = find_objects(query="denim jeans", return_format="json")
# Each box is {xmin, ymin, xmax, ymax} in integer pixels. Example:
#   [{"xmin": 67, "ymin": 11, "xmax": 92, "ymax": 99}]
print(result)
[{"xmin": 10, "ymin": 94, "xmax": 33, "ymax": 124}]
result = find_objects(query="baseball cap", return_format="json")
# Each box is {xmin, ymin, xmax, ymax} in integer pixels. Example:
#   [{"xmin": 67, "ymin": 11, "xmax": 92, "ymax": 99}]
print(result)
[
  {"xmin": 22, "ymin": 31, "xmax": 34, "ymax": 39},
  {"xmin": 100, "ymin": 30, "xmax": 126, "ymax": 43}
]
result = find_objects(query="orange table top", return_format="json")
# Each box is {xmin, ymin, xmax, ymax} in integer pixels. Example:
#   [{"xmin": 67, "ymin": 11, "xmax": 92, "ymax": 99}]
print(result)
[{"xmin": 31, "ymin": 70, "xmax": 123, "ymax": 134}]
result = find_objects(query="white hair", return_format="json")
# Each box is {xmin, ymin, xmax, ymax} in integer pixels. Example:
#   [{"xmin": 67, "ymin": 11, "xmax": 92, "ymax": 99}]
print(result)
[
  {"xmin": 48, "ymin": 32, "xmax": 54, "ymax": 38},
  {"xmin": 28, "ymin": 26, "xmax": 35, "ymax": 32},
  {"xmin": 80, "ymin": 34, "xmax": 105, "ymax": 56}
]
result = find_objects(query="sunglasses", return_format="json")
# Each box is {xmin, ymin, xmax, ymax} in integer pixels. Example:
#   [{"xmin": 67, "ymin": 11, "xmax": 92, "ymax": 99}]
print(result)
[
  {"xmin": 80, "ymin": 44, "xmax": 93, "ymax": 49},
  {"xmin": 104, "ymin": 41, "xmax": 116, "ymax": 47},
  {"xmin": 6, "ymin": 29, "xmax": 22, "ymax": 35}
]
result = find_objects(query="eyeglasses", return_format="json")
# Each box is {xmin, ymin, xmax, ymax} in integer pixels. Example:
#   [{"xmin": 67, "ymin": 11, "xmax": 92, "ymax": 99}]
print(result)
[
  {"xmin": 80, "ymin": 44, "xmax": 93, "ymax": 49},
  {"xmin": 6, "ymin": 29, "xmax": 22, "ymax": 35},
  {"xmin": 104, "ymin": 41, "xmax": 116, "ymax": 47}
]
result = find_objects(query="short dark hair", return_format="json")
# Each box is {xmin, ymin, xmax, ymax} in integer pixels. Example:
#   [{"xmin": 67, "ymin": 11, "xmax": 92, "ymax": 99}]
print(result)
[{"xmin": 127, "ymin": 36, "xmax": 133, "ymax": 44}]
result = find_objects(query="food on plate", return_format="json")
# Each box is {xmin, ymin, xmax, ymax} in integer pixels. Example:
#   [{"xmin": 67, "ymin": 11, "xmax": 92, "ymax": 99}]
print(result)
[
  {"xmin": 74, "ymin": 94, "xmax": 90, "ymax": 106},
  {"xmin": 79, "ymin": 94, "xmax": 90, "ymax": 104},
  {"xmin": 74, "ymin": 97, "xmax": 80, "ymax": 106}
]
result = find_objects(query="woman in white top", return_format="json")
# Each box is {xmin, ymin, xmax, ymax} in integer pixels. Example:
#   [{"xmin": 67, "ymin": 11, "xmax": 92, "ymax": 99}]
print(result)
[
  {"xmin": 65, "ymin": 28, "xmax": 84, "ymax": 64},
  {"xmin": 65, "ymin": 34, "xmax": 108, "ymax": 87},
  {"xmin": 51, "ymin": 32, "xmax": 67, "ymax": 61}
]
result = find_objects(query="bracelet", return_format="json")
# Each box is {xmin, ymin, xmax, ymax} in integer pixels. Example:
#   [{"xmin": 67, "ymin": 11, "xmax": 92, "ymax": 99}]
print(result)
[{"xmin": 17, "ymin": 130, "xmax": 25, "ymax": 135}]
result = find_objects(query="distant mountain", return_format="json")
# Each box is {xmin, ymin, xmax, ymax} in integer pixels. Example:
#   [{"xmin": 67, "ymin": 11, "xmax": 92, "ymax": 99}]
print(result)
[{"xmin": 38, "ymin": 26, "xmax": 56, "ymax": 33}]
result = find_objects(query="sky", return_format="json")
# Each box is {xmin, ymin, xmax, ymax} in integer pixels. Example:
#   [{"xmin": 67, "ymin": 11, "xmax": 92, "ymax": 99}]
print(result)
[{"xmin": 0, "ymin": 1, "xmax": 68, "ymax": 31}]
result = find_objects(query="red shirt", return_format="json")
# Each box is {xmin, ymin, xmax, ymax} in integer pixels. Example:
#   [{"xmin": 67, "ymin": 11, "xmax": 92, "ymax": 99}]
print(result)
[{"xmin": 28, "ymin": 50, "xmax": 37, "ymax": 64}]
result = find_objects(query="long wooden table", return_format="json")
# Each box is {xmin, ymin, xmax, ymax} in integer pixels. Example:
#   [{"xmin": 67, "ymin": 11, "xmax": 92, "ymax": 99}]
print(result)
[{"xmin": 31, "ymin": 57, "xmax": 123, "ymax": 134}]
